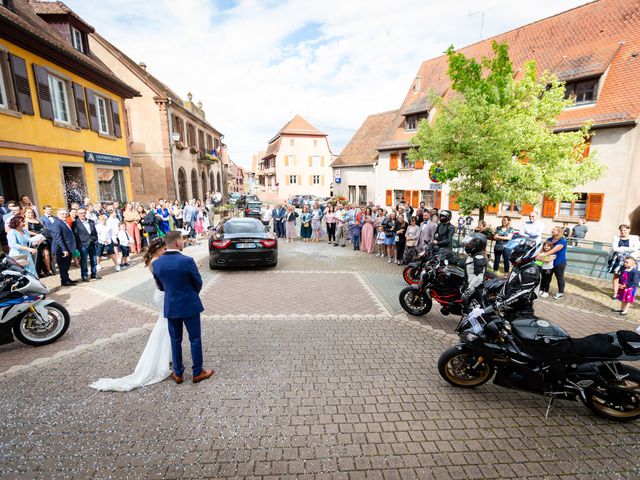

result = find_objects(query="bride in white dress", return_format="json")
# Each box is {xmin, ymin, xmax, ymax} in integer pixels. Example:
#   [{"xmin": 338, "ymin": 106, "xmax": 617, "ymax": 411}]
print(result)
[{"xmin": 89, "ymin": 239, "xmax": 172, "ymax": 392}]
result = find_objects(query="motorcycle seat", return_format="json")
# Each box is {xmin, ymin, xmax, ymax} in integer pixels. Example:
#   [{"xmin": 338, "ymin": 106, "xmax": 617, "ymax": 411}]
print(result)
[
  {"xmin": 568, "ymin": 333, "xmax": 623, "ymax": 358},
  {"xmin": 616, "ymin": 330, "xmax": 640, "ymax": 355}
]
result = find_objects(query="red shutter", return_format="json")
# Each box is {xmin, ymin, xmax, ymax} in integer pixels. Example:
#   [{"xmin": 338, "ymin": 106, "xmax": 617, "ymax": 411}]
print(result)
[
  {"xmin": 385, "ymin": 189, "xmax": 392, "ymax": 206},
  {"xmin": 542, "ymin": 195, "xmax": 556, "ymax": 218},
  {"xmin": 586, "ymin": 193, "xmax": 604, "ymax": 221},
  {"xmin": 404, "ymin": 190, "xmax": 411, "ymax": 205},
  {"xmin": 72, "ymin": 82, "xmax": 88, "ymax": 129},
  {"xmin": 411, "ymin": 190, "xmax": 419, "ymax": 208},
  {"xmin": 85, "ymin": 88, "xmax": 98, "ymax": 132},
  {"xmin": 390, "ymin": 153, "xmax": 398, "ymax": 170},
  {"xmin": 435, "ymin": 191, "xmax": 442, "ymax": 209},
  {"xmin": 580, "ymin": 140, "xmax": 591, "ymax": 162},
  {"xmin": 449, "ymin": 194, "xmax": 460, "ymax": 211},
  {"xmin": 521, "ymin": 203, "xmax": 534, "ymax": 215},
  {"xmin": 8, "ymin": 54, "xmax": 33, "ymax": 115},
  {"xmin": 32, "ymin": 64, "xmax": 53, "ymax": 120},
  {"xmin": 415, "ymin": 159, "xmax": 424, "ymax": 169},
  {"xmin": 111, "ymin": 99, "xmax": 122, "ymax": 138}
]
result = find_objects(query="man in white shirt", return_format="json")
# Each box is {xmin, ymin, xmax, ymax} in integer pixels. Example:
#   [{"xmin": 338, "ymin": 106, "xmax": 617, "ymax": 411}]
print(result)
[
  {"xmin": 95, "ymin": 214, "xmax": 120, "ymax": 272},
  {"xmin": 522, "ymin": 211, "xmax": 544, "ymax": 244},
  {"xmin": 40, "ymin": 205, "xmax": 55, "ymax": 226},
  {"xmin": 260, "ymin": 204, "xmax": 273, "ymax": 227},
  {"xmin": 334, "ymin": 204, "xmax": 348, "ymax": 247}
]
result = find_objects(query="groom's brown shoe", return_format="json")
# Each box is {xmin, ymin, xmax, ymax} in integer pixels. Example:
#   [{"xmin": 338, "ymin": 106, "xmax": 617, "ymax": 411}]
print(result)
[
  {"xmin": 170, "ymin": 372, "xmax": 184, "ymax": 384},
  {"xmin": 193, "ymin": 369, "xmax": 215, "ymax": 383}
]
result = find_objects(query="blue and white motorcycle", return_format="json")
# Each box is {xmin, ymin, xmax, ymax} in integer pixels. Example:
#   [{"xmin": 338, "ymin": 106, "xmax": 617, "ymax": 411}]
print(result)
[{"xmin": 0, "ymin": 255, "xmax": 70, "ymax": 346}]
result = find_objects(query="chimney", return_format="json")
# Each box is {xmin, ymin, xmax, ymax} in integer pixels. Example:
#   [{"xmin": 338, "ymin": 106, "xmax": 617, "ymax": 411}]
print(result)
[{"xmin": 139, "ymin": 62, "xmax": 147, "ymax": 71}]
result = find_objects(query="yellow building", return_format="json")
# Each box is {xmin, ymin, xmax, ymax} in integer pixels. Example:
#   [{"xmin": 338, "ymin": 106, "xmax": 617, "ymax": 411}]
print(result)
[{"xmin": 0, "ymin": 0, "xmax": 138, "ymax": 209}]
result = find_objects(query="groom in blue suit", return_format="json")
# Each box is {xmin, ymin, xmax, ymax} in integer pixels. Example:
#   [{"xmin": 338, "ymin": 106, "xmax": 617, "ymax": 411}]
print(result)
[{"xmin": 152, "ymin": 231, "xmax": 214, "ymax": 384}]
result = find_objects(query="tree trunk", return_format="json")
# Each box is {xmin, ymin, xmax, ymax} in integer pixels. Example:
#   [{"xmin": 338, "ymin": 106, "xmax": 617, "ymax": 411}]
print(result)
[{"xmin": 478, "ymin": 206, "xmax": 485, "ymax": 221}]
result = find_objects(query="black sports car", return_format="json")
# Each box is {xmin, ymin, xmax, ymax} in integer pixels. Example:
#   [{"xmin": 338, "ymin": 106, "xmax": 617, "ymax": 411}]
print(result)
[{"xmin": 209, "ymin": 217, "xmax": 277, "ymax": 269}]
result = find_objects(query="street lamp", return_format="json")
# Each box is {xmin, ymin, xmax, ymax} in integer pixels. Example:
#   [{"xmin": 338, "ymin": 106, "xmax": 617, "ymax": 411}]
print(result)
[{"xmin": 171, "ymin": 132, "xmax": 181, "ymax": 144}]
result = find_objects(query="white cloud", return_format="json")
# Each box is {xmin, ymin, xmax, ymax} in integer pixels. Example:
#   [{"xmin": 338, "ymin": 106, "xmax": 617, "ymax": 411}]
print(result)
[{"xmin": 65, "ymin": 0, "xmax": 588, "ymax": 167}]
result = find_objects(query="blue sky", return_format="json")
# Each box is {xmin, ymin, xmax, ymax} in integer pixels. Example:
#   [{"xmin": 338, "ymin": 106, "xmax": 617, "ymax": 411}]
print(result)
[{"xmin": 64, "ymin": 0, "xmax": 589, "ymax": 168}]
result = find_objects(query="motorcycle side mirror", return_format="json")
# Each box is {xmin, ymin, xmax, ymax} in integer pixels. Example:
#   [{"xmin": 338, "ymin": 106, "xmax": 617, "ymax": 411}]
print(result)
[{"xmin": 443, "ymin": 259, "xmax": 449, "ymax": 266}]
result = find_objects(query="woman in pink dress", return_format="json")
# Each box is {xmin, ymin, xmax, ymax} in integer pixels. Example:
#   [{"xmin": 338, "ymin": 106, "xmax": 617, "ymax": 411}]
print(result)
[{"xmin": 360, "ymin": 207, "xmax": 376, "ymax": 254}]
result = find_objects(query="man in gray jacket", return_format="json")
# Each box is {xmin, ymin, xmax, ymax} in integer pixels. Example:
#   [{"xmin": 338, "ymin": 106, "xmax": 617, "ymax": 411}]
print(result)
[{"xmin": 417, "ymin": 210, "xmax": 437, "ymax": 253}]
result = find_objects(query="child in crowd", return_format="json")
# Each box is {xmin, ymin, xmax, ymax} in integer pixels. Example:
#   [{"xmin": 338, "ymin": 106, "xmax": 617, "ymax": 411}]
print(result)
[
  {"xmin": 96, "ymin": 214, "xmax": 120, "ymax": 272},
  {"xmin": 348, "ymin": 218, "xmax": 362, "ymax": 251},
  {"xmin": 614, "ymin": 256, "xmax": 639, "ymax": 316},
  {"xmin": 536, "ymin": 240, "xmax": 556, "ymax": 299},
  {"xmin": 375, "ymin": 226, "xmax": 386, "ymax": 257},
  {"xmin": 117, "ymin": 223, "xmax": 131, "ymax": 268}
]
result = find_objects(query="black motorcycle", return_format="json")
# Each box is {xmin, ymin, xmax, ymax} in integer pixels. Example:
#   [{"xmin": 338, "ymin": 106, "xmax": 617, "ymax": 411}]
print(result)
[
  {"xmin": 438, "ymin": 310, "xmax": 640, "ymax": 421},
  {"xmin": 399, "ymin": 258, "xmax": 503, "ymax": 316}
]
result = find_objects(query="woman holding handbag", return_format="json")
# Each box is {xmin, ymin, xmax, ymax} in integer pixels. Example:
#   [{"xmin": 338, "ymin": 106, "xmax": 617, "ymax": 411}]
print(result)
[
  {"xmin": 608, "ymin": 224, "xmax": 640, "ymax": 299},
  {"xmin": 493, "ymin": 216, "xmax": 514, "ymax": 273}
]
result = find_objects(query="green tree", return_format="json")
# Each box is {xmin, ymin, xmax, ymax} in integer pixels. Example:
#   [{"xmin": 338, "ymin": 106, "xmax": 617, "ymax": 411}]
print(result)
[{"xmin": 410, "ymin": 41, "xmax": 605, "ymax": 219}]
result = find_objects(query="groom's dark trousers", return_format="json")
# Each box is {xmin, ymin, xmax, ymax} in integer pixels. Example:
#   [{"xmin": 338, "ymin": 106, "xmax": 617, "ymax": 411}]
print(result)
[{"xmin": 167, "ymin": 314, "xmax": 203, "ymax": 377}]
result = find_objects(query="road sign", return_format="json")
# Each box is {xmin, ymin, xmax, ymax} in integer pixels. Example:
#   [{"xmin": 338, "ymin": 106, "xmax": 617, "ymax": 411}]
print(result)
[{"xmin": 334, "ymin": 169, "xmax": 341, "ymax": 179}]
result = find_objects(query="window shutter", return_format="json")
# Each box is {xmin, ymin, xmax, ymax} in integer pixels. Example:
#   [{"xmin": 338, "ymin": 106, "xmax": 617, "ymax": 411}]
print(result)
[
  {"xmin": 285, "ymin": 175, "xmax": 290, "ymax": 185},
  {"xmin": 485, "ymin": 204, "xmax": 499, "ymax": 214},
  {"xmin": 85, "ymin": 88, "xmax": 98, "ymax": 131},
  {"xmin": 111, "ymin": 99, "xmax": 122, "ymax": 137},
  {"xmin": 32, "ymin": 64, "xmax": 53, "ymax": 120},
  {"xmin": 308, "ymin": 156, "xmax": 312, "ymax": 167},
  {"xmin": 284, "ymin": 155, "xmax": 289, "ymax": 167},
  {"xmin": 321, "ymin": 175, "xmax": 325, "ymax": 185},
  {"xmin": 411, "ymin": 190, "xmax": 419, "ymax": 208},
  {"xmin": 308, "ymin": 175, "xmax": 312, "ymax": 185},
  {"xmin": 403, "ymin": 190, "xmax": 411, "ymax": 206},
  {"xmin": 435, "ymin": 191, "xmax": 442, "ymax": 209},
  {"xmin": 415, "ymin": 159, "xmax": 424, "ymax": 169},
  {"xmin": 541, "ymin": 195, "xmax": 556, "ymax": 218},
  {"xmin": 586, "ymin": 193, "xmax": 604, "ymax": 221},
  {"xmin": 71, "ymin": 82, "xmax": 88, "ymax": 129},
  {"xmin": 449, "ymin": 194, "xmax": 460, "ymax": 211},
  {"xmin": 390, "ymin": 153, "xmax": 398, "ymax": 170},
  {"xmin": 385, "ymin": 189, "xmax": 392, "ymax": 206},
  {"xmin": 8, "ymin": 54, "xmax": 33, "ymax": 115},
  {"xmin": 521, "ymin": 203, "xmax": 534, "ymax": 215},
  {"xmin": 580, "ymin": 140, "xmax": 591, "ymax": 162},
  {"xmin": 321, "ymin": 156, "xmax": 325, "ymax": 167}
]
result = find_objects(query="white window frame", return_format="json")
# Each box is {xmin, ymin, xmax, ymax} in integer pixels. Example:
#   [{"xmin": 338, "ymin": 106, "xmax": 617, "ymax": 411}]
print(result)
[
  {"xmin": 289, "ymin": 175, "xmax": 297, "ymax": 184},
  {"xmin": 47, "ymin": 74, "xmax": 70, "ymax": 124},
  {"xmin": 312, "ymin": 175, "xmax": 320, "ymax": 185},
  {"xmin": 312, "ymin": 155, "xmax": 321, "ymax": 168},
  {"xmin": 0, "ymin": 58, "xmax": 8, "ymax": 109},
  {"xmin": 95, "ymin": 95, "xmax": 110, "ymax": 134},
  {"xmin": 288, "ymin": 154, "xmax": 296, "ymax": 166},
  {"xmin": 71, "ymin": 27, "xmax": 84, "ymax": 53}
]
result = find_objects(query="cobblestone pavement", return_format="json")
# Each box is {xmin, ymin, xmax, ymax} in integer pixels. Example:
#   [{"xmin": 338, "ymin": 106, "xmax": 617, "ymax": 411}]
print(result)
[{"xmin": 1, "ymin": 240, "xmax": 639, "ymax": 479}]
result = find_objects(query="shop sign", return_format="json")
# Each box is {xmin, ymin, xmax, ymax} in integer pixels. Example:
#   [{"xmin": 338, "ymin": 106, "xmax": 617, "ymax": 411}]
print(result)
[
  {"xmin": 429, "ymin": 183, "xmax": 442, "ymax": 190},
  {"xmin": 84, "ymin": 151, "xmax": 131, "ymax": 167}
]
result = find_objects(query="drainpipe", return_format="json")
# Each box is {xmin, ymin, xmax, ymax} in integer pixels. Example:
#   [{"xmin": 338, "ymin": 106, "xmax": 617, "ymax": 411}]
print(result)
[{"xmin": 167, "ymin": 97, "xmax": 178, "ymax": 201}]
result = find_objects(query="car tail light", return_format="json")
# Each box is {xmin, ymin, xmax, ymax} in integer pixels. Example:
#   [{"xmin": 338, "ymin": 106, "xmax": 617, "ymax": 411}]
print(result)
[
  {"xmin": 211, "ymin": 239, "xmax": 232, "ymax": 249},
  {"xmin": 245, "ymin": 208, "xmax": 250, "ymax": 214},
  {"xmin": 260, "ymin": 239, "xmax": 277, "ymax": 248}
]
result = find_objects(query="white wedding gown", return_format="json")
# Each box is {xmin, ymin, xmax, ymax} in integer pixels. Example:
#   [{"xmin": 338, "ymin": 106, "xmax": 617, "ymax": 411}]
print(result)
[{"xmin": 89, "ymin": 289, "xmax": 172, "ymax": 392}]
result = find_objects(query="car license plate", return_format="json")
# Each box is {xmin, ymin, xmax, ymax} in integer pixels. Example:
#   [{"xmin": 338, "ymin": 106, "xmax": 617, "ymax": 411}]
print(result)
[{"xmin": 236, "ymin": 242, "xmax": 256, "ymax": 249}]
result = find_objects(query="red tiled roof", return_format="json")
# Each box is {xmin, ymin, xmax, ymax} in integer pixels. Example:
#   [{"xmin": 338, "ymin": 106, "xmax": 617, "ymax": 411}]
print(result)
[
  {"xmin": 380, "ymin": 0, "xmax": 640, "ymax": 147},
  {"xmin": 278, "ymin": 115, "xmax": 326, "ymax": 137},
  {"xmin": 0, "ymin": 0, "xmax": 138, "ymax": 97},
  {"xmin": 332, "ymin": 110, "xmax": 398, "ymax": 167}
]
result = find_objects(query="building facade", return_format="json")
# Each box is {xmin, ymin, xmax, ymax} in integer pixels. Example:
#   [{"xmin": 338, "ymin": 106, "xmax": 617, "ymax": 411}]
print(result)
[
  {"xmin": 89, "ymin": 33, "xmax": 224, "ymax": 204},
  {"xmin": 339, "ymin": 0, "xmax": 640, "ymax": 242},
  {"xmin": 256, "ymin": 115, "xmax": 333, "ymax": 201},
  {"xmin": 0, "ymin": 0, "xmax": 137, "ymax": 208}
]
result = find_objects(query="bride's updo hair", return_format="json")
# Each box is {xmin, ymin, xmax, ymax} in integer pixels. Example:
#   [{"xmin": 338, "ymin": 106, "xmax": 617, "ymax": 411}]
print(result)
[{"xmin": 144, "ymin": 237, "xmax": 166, "ymax": 267}]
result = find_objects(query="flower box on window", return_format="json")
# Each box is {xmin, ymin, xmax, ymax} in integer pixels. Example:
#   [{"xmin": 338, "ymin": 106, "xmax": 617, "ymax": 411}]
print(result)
[{"xmin": 189, "ymin": 146, "xmax": 199, "ymax": 155}]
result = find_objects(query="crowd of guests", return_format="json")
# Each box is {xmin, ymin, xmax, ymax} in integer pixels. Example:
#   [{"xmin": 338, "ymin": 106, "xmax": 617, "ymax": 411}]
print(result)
[{"xmin": 0, "ymin": 193, "xmax": 218, "ymax": 287}]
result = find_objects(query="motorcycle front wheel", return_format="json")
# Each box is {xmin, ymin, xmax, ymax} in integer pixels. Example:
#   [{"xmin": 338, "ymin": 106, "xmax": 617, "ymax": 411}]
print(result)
[
  {"xmin": 402, "ymin": 266, "xmax": 421, "ymax": 285},
  {"xmin": 399, "ymin": 287, "xmax": 432, "ymax": 316},
  {"xmin": 438, "ymin": 346, "xmax": 494, "ymax": 388},
  {"xmin": 581, "ymin": 366, "xmax": 640, "ymax": 422},
  {"xmin": 13, "ymin": 302, "xmax": 70, "ymax": 346}
]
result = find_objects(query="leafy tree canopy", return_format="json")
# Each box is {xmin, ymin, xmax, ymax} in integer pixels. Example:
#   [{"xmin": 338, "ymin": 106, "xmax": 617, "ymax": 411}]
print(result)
[{"xmin": 410, "ymin": 41, "xmax": 605, "ymax": 217}]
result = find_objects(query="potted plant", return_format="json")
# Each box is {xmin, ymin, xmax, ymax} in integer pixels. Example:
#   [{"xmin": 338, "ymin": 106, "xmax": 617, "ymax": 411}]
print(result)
[
  {"xmin": 175, "ymin": 141, "xmax": 187, "ymax": 150},
  {"xmin": 189, "ymin": 146, "xmax": 199, "ymax": 155}
]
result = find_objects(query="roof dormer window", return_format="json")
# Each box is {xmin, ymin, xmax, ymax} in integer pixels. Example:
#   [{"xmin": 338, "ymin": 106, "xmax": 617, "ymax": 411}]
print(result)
[
  {"xmin": 71, "ymin": 27, "xmax": 85, "ymax": 53},
  {"xmin": 564, "ymin": 77, "xmax": 599, "ymax": 104}
]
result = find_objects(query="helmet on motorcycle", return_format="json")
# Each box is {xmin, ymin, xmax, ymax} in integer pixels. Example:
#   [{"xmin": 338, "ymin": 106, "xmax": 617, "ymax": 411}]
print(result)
[
  {"xmin": 439, "ymin": 210, "xmax": 452, "ymax": 223},
  {"xmin": 507, "ymin": 237, "xmax": 539, "ymax": 266},
  {"xmin": 462, "ymin": 233, "xmax": 487, "ymax": 255}
]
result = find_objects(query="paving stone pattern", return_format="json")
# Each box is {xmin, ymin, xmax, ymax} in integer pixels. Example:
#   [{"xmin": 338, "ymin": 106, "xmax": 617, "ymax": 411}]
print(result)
[{"xmin": 1, "ymin": 240, "xmax": 639, "ymax": 479}]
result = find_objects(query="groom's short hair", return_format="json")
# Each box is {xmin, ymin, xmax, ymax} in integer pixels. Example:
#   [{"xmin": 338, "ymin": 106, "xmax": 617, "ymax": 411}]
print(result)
[{"xmin": 164, "ymin": 231, "xmax": 182, "ymax": 246}]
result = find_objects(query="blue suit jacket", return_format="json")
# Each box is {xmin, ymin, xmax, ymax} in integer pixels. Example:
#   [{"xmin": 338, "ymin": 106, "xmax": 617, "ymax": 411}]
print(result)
[
  {"xmin": 152, "ymin": 251, "xmax": 204, "ymax": 318},
  {"xmin": 49, "ymin": 218, "xmax": 77, "ymax": 255}
]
